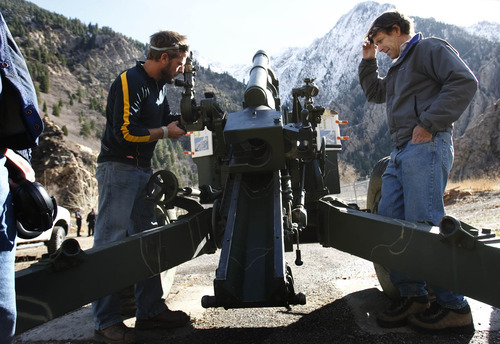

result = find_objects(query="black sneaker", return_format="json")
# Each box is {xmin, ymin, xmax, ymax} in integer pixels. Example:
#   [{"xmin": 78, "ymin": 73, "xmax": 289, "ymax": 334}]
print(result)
[
  {"xmin": 376, "ymin": 295, "xmax": 430, "ymax": 328},
  {"xmin": 408, "ymin": 302, "xmax": 474, "ymax": 334},
  {"xmin": 135, "ymin": 308, "xmax": 190, "ymax": 330}
]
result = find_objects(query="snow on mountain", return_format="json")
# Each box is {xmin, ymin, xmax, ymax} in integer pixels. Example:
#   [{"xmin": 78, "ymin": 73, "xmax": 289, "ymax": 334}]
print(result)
[
  {"xmin": 466, "ymin": 21, "xmax": 500, "ymax": 42},
  {"xmin": 193, "ymin": 1, "xmax": 500, "ymax": 175},
  {"xmin": 199, "ymin": 1, "xmax": 500, "ymax": 101},
  {"xmin": 271, "ymin": 1, "xmax": 394, "ymax": 106},
  {"xmin": 200, "ymin": 1, "xmax": 394, "ymax": 105}
]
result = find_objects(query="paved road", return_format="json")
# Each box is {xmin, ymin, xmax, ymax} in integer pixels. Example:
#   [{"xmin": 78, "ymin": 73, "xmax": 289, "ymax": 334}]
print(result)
[{"xmin": 14, "ymin": 235, "xmax": 500, "ymax": 344}]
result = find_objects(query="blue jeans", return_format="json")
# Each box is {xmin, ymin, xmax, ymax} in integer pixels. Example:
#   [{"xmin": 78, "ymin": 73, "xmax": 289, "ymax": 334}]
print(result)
[
  {"xmin": 378, "ymin": 132, "xmax": 467, "ymax": 309},
  {"xmin": 0, "ymin": 157, "xmax": 16, "ymax": 344},
  {"xmin": 92, "ymin": 161, "xmax": 167, "ymax": 330}
]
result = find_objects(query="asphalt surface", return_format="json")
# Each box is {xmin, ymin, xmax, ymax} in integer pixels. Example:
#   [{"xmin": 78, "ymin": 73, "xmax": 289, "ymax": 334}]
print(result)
[{"xmin": 14, "ymin": 234, "xmax": 500, "ymax": 344}]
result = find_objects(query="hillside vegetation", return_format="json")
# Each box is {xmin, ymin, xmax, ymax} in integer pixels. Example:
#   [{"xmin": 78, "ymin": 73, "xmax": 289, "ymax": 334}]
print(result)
[
  {"xmin": 0, "ymin": 0, "xmax": 246, "ymax": 210},
  {"xmin": 1, "ymin": 0, "xmax": 498, "ymax": 214}
]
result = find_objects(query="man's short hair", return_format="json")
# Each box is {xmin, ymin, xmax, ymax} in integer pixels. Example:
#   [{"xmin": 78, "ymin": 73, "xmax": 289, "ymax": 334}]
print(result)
[
  {"xmin": 366, "ymin": 10, "xmax": 414, "ymax": 43},
  {"xmin": 147, "ymin": 30, "xmax": 188, "ymax": 61}
]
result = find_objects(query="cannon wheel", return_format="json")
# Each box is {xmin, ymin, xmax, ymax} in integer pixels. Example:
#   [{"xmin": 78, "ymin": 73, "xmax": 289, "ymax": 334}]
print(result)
[
  {"xmin": 366, "ymin": 156, "xmax": 400, "ymax": 300},
  {"xmin": 47, "ymin": 225, "xmax": 66, "ymax": 255}
]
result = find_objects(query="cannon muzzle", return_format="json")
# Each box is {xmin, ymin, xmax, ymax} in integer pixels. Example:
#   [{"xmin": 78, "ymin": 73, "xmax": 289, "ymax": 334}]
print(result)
[{"xmin": 244, "ymin": 50, "xmax": 279, "ymax": 110}]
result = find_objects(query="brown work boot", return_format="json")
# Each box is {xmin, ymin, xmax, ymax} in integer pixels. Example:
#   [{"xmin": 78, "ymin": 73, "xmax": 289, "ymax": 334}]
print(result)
[
  {"xmin": 376, "ymin": 295, "xmax": 430, "ymax": 328},
  {"xmin": 135, "ymin": 308, "xmax": 190, "ymax": 330},
  {"xmin": 94, "ymin": 322, "xmax": 136, "ymax": 343},
  {"xmin": 408, "ymin": 302, "xmax": 475, "ymax": 334}
]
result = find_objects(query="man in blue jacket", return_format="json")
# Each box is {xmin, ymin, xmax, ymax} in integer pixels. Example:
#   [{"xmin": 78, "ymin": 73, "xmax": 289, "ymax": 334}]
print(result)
[
  {"xmin": 93, "ymin": 30, "xmax": 189, "ymax": 343},
  {"xmin": 0, "ymin": 11, "xmax": 43, "ymax": 344},
  {"xmin": 359, "ymin": 10, "xmax": 478, "ymax": 333}
]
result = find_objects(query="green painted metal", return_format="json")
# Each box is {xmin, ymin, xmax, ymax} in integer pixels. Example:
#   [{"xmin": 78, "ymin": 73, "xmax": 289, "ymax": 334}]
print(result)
[
  {"xmin": 15, "ymin": 209, "xmax": 215, "ymax": 334},
  {"xmin": 204, "ymin": 172, "xmax": 291, "ymax": 308},
  {"xmin": 224, "ymin": 107, "xmax": 285, "ymax": 173},
  {"xmin": 317, "ymin": 198, "xmax": 500, "ymax": 309}
]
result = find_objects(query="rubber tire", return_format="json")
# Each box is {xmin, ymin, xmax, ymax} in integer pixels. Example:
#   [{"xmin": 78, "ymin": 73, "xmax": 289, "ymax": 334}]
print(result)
[
  {"xmin": 366, "ymin": 156, "xmax": 389, "ymax": 214},
  {"xmin": 366, "ymin": 157, "xmax": 400, "ymax": 300},
  {"xmin": 47, "ymin": 225, "xmax": 66, "ymax": 255}
]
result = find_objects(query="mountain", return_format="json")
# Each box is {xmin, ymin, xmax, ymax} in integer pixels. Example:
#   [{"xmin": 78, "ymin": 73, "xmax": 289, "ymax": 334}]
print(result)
[
  {"xmin": 0, "ymin": 0, "xmax": 245, "ymax": 210},
  {"xmin": 1, "ymin": 0, "xmax": 497, "ymax": 211},
  {"xmin": 452, "ymin": 100, "xmax": 500, "ymax": 180},
  {"xmin": 217, "ymin": 1, "xmax": 500, "ymax": 176},
  {"xmin": 466, "ymin": 21, "xmax": 500, "ymax": 42}
]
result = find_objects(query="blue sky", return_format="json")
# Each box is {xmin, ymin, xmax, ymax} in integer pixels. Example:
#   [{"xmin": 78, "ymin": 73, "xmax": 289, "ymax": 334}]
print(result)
[{"xmin": 26, "ymin": 0, "xmax": 500, "ymax": 66}]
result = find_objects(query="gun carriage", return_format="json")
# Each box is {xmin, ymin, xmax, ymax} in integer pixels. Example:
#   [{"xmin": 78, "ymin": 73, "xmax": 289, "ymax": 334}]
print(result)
[{"xmin": 14, "ymin": 51, "xmax": 500, "ymax": 334}]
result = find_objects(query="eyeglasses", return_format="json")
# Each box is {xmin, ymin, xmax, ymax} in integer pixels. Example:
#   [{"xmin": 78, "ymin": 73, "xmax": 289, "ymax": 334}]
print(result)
[{"xmin": 150, "ymin": 44, "xmax": 189, "ymax": 52}]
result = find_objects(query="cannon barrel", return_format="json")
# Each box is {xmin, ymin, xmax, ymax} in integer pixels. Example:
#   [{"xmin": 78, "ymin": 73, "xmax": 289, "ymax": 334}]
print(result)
[{"xmin": 243, "ymin": 50, "xmax": 279, "ymax": 110}]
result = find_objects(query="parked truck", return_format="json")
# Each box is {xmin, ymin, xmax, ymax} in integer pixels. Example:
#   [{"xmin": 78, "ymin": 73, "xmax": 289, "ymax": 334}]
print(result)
[{"xmin": 16, "ymin": 205, "xmax": 72, "ymax": 255}]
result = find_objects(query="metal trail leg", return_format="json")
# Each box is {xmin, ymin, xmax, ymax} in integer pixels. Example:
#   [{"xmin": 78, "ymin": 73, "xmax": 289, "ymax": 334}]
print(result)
[
  {"xmin": 15, "ymin": 208, "xmax": 215, "ymax": 334},
  {"xmin": 202, "ymin": 171, "xmax": 304, "ymax": 308}
]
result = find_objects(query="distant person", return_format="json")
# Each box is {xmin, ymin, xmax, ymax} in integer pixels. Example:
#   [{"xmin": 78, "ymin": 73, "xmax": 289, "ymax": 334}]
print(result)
[
  {"xmin": 359, "ymin": 10, "xmax": 477, "ymax": 333},
  {"xmin": 86, "ymin": 208, "xmax": 96, "ymax": 236},
  {"xmin": 92, "ymin": 30, "xmax": 190, "ymax": 343},
  {"xmin": 75, "ymin": 208, "xmax": 82, "ymax": 236},
  {"xmin": 0, "ymin": 11, "xmax": 44, "ymax": 344}
]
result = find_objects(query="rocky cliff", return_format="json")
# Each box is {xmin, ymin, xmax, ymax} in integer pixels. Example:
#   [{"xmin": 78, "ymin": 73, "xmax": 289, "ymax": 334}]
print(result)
[
  {"xmin": 452, "ymin": 99, "xmax": 500, "ymax": 180},
  {"xmin": 4, "ymin": 0, "xmax": 498, "ymax": 212},
  {"xmin": 31, "ymin": 117, "xmax": 97, "ymax": 209}
]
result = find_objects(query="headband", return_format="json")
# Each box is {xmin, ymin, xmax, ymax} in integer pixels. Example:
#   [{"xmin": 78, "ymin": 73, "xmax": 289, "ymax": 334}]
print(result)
[{"xmin": 150, "ymin": 44, "xmax": 189, "ymax": 52}]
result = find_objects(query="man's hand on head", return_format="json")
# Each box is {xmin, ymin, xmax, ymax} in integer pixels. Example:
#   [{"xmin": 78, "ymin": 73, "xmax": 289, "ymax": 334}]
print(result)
[{"xmin": 362, "ymin": 40, "xmax": 377, "ymax": 60}]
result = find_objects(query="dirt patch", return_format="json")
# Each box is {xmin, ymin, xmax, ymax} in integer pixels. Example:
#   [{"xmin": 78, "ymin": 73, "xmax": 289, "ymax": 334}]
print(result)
[{"xmin": 444, "ymin": 190, "xmax": 500, "ymax": 231}]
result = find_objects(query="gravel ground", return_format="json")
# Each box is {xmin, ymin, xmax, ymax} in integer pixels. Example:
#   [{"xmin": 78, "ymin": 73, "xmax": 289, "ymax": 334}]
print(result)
[{"xmin": 13, "ymin": 190, "xmax": 500, "ymax": 344}]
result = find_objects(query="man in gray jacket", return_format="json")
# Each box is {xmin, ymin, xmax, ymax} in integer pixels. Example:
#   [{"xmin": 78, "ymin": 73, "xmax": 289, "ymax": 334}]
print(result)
[{"xmin": 359, "ymin": 10, "xmax": 478, "ymax": 333}]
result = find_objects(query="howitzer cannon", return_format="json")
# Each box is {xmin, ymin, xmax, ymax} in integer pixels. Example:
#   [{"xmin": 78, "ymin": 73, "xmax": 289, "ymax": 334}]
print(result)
[
  {"xmin": 174, "ymin": 50, "xmax": 342, "ymax": 308},
  {"xmin": 14, "ymin": 51, "xmax": 500, "ymax": 334}
]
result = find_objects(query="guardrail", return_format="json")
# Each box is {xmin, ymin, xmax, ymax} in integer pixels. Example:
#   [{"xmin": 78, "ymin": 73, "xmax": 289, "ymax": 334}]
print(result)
[{"xmin": 338, "ymin": 178, "xmax": 369, "ymax": 209}]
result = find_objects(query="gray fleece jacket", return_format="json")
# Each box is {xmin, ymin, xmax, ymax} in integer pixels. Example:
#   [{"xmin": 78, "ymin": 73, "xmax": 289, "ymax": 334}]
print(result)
[{"xmin": 358, "ymin": 33, "xmax": 478, "ymax": 148}]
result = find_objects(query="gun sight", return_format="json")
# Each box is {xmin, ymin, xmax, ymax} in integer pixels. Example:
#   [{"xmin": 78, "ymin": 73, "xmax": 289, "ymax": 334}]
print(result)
[{"xmin": 292, "ymin": 78, "xmax": 319, "ymax": 98}]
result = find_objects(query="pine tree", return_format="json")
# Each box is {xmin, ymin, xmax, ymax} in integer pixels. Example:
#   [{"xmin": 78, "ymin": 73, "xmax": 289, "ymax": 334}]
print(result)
[
  {"xmin": 38, "ymin": 70, "xmax": 49, "ymax": 93},
  {"xmin": 80, "ymin": 120, "xmax": 91, "ymax": 137},
  {"xmin": 52, "ymin": 104, "xmax": 60, "ymax": 117}
]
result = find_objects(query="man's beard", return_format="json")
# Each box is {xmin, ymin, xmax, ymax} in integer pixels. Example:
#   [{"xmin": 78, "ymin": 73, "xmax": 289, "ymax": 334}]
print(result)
[{"xmin": 160, "ymin": 63, "xmax": 175, "ymax": 84}]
